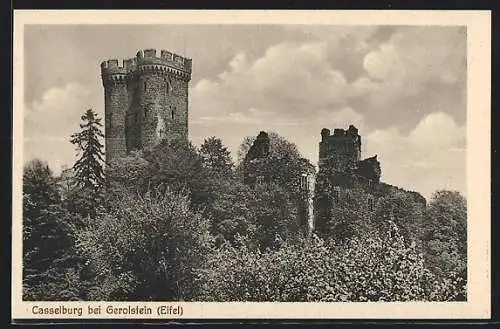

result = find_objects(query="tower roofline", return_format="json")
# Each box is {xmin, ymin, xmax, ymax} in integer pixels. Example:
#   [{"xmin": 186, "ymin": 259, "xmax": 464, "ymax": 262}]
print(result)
[{"xmin": 101, "ymin": 48, "xmax": 192, "ymax": 77}]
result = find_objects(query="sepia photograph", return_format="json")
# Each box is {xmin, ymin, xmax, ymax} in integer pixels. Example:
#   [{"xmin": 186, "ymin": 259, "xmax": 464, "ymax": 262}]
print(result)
[{"xmin": 12, "ymin": 10, "xmax": 491, "ymax": 319}]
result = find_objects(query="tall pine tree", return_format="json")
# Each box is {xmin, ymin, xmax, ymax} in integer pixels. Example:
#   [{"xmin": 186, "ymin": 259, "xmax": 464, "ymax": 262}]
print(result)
[
  {"xmin": 67, "ymin": 109, "xmax": 106, "ymax": 218},
  {"xmin": 70, "ymin": 109, "xmax": 105, "ymax": 193}
]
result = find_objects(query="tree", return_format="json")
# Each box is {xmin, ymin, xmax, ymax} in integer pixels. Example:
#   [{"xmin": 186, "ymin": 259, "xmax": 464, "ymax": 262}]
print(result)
[
  {"xmin": 195, "ymin": 225, "xmax": 466, "ymax": 302},
  {"xmin": 143, "ymin": 137, "xmax": 215, "ymax": 211},
  {"xmin": 199, "ymin": 137, "xmax": 234, "ymax": 179},
  {"xmin": 70, "ymin": 109, "xmax": 105, "ymax": 193},
  {"xmin": 76, "ymin": 187, "xmax": 213, "ymax": 301},
  {"xmin": 237, "ymin": 132, "xmax": 309, "ymax": 197},
  {"xmin": 318, "ymin": 186, "xmax": 373, "ymax": 243},
  {"xmin": 375, "ymin": 190, "xmax": 426, "ymax": 245},
  {"xmin": 105, "ymin": 150, "xmax": 150, "ymax": 199},
  {"xmin": 250, "ymin": 183, "xmax": 301, "ymax": 251},
  {"xmin": 55, "ymin": 165, "xmax": 75, "ymax": 202},
  {"xmin": 23, "ymin": 159, "xmax": 81, "ymax": 300},
  {"xmin": 236, "ymin": 132, "xmax": 301, "ymax": 165},
  {"xmin": 208, "ymin": 180, "xmax": 257, "ymax": 247},
  {"xmin": 423, "ymin": 190, "xmax": 467, "ymax": 280}
]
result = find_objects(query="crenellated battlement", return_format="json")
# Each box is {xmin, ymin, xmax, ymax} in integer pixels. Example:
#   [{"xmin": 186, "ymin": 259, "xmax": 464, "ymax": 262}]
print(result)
[
  {"xmin": 321, "ymin": 125, "xmax": 360, "ymax": 141},
  {"xmin": 100, "ymin": 59, "xmax": 128, "ymax": 75},
  {"xmin": 318, "ymin": 124, "xmax": 362, "ymax": 173},
  {"xmin": 101, "ymin": 48, "xmax": 192, "ymax": 83},
  {"xmin": 135, "ymin": 48, "xmax": 192, "ymax": 73}
]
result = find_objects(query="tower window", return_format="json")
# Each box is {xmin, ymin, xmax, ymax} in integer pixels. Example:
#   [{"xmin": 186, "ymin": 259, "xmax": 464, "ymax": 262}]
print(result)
[
  {"xmin": 171, "ymin": 108, "xmax": 175, "ymax": 120},
  {"xmin": 300, "ymin": 175, "xmax": 308, "ymax": 189},
  {"xmin": 368, "ymin": 197, "xmax": 375, "ymax": 211},
  {"xmin": 256, "ymin": 176, "xmax": 264, "ymax": 185},
  {"xmin": 165, "ymin": 78, "xmax": 173, "ymax": 94},
  {"xmin": 144, "ymin": 80, "xmax": 147, "ymax": 92}
]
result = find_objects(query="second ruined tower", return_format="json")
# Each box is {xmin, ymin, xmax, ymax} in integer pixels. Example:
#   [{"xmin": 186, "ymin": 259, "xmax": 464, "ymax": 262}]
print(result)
[{"xmin": 101, "ymin": 49, "xmax": 192, "ymax": 163}]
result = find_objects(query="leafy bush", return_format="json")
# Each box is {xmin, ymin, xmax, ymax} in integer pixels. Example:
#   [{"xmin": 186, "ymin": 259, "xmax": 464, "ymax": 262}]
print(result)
[
  {"xmin": 194, "ymin": 224, "xmax": 466, "ymax": 302},
  {"xmin": 76, "ymin": 187, "xmax": 213, "ymax": 301},
  {"xmin": 423, "ymin": 190, "xmax": 467, "ymax": 280}
]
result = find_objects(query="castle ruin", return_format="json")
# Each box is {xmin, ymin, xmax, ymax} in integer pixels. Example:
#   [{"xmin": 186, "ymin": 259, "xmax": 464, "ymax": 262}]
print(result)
[
  {"xmin": 314, "ymin": 125, "xmax": 426, "ymax": 235},
  {"xmin": 101, "ymin": 49, "xmax": 192, "ymax": 163}
]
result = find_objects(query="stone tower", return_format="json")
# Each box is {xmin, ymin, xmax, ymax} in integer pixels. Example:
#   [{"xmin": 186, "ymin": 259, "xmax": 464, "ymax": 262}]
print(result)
[
  {"xmin": 318, "ymin": 124, "xmax": 361, "ymax": 173},
  {"xmin": 101, "ymin": 49, "xmax": 192, "ymax": 163}
]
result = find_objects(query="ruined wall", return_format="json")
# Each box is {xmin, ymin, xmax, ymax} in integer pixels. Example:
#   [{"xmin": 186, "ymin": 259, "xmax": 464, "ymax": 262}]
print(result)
[
  {"xmin": 319, "ymin": 125, "xmax": 361, "ymax": 173},
  {"xmin": 101, "ymin": 49, "xmax": 192, "ymax": 163},
  {"xmin": 314, "ymin": 125, "xmax": 426, "ymax": 238},
  {"xmin": 242, "ymin": 131, "xmax": 316, "ymax": 235}
]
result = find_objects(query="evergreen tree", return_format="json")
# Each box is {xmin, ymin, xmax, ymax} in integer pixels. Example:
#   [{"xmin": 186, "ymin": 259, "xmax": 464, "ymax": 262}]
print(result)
[
  {"xmin": 70, "ymin": 109, "xmax": 105, "ymax": 193},
  {"xmin": 23, "ymin": 159, "xmax": 81, "ymax": 300}
]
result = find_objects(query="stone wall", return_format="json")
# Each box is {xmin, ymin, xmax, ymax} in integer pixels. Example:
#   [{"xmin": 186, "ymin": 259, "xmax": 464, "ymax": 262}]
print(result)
[{"xmin": 101, "ymin": 49, "xmax": 192, "ymax": 162}]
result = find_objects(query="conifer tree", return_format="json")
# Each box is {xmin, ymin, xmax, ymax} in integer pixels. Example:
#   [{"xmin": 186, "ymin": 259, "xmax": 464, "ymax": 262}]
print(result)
[
  {"xmin": 23, "ymin": 159, "xmax": 80, "ymax": 300},
  {"xmin": 70, "ymin": 109, "xmax": 105, "ymax": 193}
]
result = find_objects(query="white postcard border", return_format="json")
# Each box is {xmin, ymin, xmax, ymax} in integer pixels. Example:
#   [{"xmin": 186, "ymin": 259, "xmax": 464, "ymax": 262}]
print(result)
[{"xmin": 12, "ymin": 10, "xmax": 491, "ymax": 320}]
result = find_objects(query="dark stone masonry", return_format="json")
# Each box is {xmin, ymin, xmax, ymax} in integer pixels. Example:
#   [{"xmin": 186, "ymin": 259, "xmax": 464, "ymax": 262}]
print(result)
[{"xmin": 101, "ymin": 49, "xmax": 192, "ymax": 163}]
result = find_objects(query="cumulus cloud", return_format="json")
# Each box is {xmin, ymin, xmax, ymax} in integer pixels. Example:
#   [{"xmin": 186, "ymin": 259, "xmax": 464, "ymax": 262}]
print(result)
[
  {"xmin": 24, "ymin": 82, "xmax": 103, "ymax": 174},
  {"xmin": 190, "ymin": 41, "xmax": 351, "ymax": 128},
  {"xmin": 365, "ymin": 112, "xmax": 466, "ymax": 199},
  {"xmin": 347, "ymin": 26, "xmax": 467, "ymax": 132},
  {"xmin": 188, "ymin": 26, "xmax": 467, "ymax": 198}
]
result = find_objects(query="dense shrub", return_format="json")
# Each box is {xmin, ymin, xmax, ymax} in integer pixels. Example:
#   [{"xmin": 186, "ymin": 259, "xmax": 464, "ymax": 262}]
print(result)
[
  {"xmin": 423, "ymin": 190, "xmax": 467, "ymax": 280},
  {"xmin": 76, "ymin": 187, "xmax": 213, "ymax": 301},
  {"xmin": 194, "ymin": 224, "xmax": 466, "ymax": 302}
]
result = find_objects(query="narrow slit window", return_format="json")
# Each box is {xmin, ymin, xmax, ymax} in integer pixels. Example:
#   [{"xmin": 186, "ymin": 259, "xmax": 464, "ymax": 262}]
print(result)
[
  {"xmin": 171, "ymin": 109, "xmax": 175, "ymax": 120},
  {"xmin": 368, "ymin": 197, "xmax": 375, "ymax": 211},
  {"xmin": 300, "ymin": 175, "xmax": 307, "ymax": 189},
  {"xmin": 144, "ymin": 80, "xmax": 147, "ymax": 92}
]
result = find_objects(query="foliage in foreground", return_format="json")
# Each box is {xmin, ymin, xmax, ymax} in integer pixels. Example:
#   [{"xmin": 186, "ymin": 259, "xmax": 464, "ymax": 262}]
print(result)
[
  {"xmin": 76, "ymin": 187, "xmax": 213, "ymax": 301},
  {"xmin": 22, "ymin": 159, "xmax": 84, "ymax": 301},
  {"xmin": 22, "ymin": 122, "xmax": 468, "ymax": 302},
  {"xmin": 194, "ymin": 225, "xmax": 466, "ymax": 302}
]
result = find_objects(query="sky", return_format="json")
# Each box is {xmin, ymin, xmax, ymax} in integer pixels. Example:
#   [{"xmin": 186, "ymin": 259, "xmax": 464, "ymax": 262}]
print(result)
[{"xmin": 23, "ymin": 25, "xmax": 467, "ymax": 200}]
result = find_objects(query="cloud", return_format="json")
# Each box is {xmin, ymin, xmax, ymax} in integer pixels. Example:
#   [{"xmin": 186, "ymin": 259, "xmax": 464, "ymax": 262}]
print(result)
[
  {"xmin": 22, "ymin": 25, "xmax": 467, "ymax": 198},
  {"xmin": 191, "ymin": 26, "xmax": 466, "ymax": 135},
  {"xmin": 24, "ymin": 82, "xmax": 103, "ymax": 174},
  {"xmin": 190, "ymin": 41, "xmax": 351, "ymax": 129},
  {"xmin": 188, "ymin": 27, "xmax": 467, "ymax": 198},
  {"xmin": 347, "ymin": 26, "xmax": 467, "ymax": 132},
  {"xmin": 365, "ymin": 112, "xmax": 466, "ymax": 199}
]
